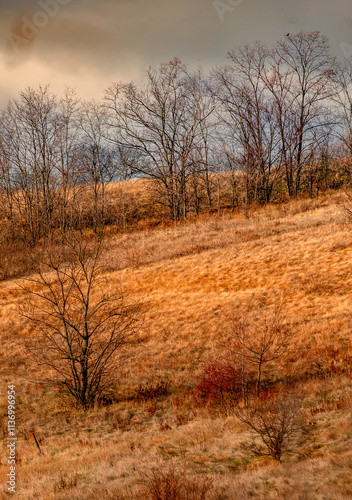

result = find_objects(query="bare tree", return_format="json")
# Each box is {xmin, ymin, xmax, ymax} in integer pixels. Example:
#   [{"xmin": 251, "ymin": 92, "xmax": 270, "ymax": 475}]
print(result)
[
  {"xmin": 54, "ymin": 88, "xmax": 83, "ymax": 233},
  {"xmin": 0, "ymin": 86, "xmax": 62, "ymax": 244},
  {"xmin": 213, "ymin": 32, "xmax": 336, "ymax": 204},
  {"xmin": 213, "ymin": 42, "xmax": 282, "ymax": 208},
  {"xmin": 0, "ymin": 86, "xmax": 86, "ymax": 241},
  {"xmin": 104, "ymin": 59, "xmax": 214, "ymax": 220},
  {"xmin": 225, "ymin": 303, "xmax": 293, "ymax": 398},
  {"xmin": 273, "ymin": 31, "xmax": 336, "ymax": 197},
  {"xmin": 21, "ymin": 232, "xmax": 142, "ymax": 408},
  {"xmin": 0, "ymin": 121, "xmax": 16, "ymax": 240},
  {"xmin": 78, "ymin": 100, "xmax": 117, "ymax": 231},
  {"xmin": 331, "ymin": 56, "xmax": 352, "ymax": 184},
  {"xmin": 237, "ymin": 393, "xmax": 308, "ymax": 461}
]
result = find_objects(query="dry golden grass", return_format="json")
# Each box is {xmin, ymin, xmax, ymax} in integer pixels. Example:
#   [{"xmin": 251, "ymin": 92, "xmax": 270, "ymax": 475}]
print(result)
[{"xmin": 2, "ymin": 191, "xmax": 352, "ymax": 498}]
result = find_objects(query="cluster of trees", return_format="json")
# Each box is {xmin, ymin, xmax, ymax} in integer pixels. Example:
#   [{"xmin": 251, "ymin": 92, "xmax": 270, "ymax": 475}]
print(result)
[
  {"xmin": 0, "ymin": 88, "xmax": 119, "ymax": 244},
  {"xmin": 2, "ymin": 31, "xmax": 352, "ymax": 243}
]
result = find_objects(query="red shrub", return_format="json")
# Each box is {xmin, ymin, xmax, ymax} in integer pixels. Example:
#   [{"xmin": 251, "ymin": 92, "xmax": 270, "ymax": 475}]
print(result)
[{"xmin": 194, "ymin": 360, "xmax": 243, "ymax": 405}]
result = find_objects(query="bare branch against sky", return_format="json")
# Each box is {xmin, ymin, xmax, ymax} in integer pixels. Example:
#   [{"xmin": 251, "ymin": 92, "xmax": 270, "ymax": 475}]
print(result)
[{"xmin": 0, "ymin": 0, "xmax": 351, "ymax": 104}]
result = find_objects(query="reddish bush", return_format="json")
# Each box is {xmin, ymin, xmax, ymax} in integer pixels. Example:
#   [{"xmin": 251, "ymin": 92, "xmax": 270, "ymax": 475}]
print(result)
[{"xmin": 194, "ymin": 360, "xmax": 243, "ymax": 406}]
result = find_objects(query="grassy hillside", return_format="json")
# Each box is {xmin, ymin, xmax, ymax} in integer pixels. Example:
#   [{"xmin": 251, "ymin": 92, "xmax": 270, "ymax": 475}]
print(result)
[{"xmin": 2, "ymin": 191, "xmax": 352, "ymax": 499}]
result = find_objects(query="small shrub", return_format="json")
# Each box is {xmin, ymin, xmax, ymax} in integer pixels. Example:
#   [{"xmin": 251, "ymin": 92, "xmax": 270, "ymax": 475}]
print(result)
[
  {"xmin": 125, "ymin": 245, "xmax": 145, "ymax": 268},
  {"xmin": 136, "ymin": 379, "xmax": 170, "ymax": 401},
  {"xmin": 54, "ymin": 473, "xmax": 79, "ymax": 492},
  {"xmin": 237, "ymin": 393, "xmax": 309, "ymax": 461},
  {"xmin": 194, "ymin": 359, "xmax": 243, "ymax": 407},
  {"xmin": 141, "ymin": 462, "xmax": 213, "ymax": 500}
]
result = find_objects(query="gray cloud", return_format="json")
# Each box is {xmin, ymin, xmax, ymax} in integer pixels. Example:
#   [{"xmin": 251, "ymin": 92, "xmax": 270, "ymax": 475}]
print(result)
[{"xmin": 0, "ymin": 0, "xmax": 351, "ymax": 105}]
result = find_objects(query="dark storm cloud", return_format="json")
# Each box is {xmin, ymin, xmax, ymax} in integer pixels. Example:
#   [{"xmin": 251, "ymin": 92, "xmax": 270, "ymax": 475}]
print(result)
[{"xmin": 0, "ymin": 0, "xmax": 352, "ymax": 104}]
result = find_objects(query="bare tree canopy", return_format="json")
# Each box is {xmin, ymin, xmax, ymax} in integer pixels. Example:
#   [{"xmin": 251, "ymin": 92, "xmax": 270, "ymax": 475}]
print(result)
[{"xmin": 20, "ymin": 232, "xmax": 143, "ymax": 408}]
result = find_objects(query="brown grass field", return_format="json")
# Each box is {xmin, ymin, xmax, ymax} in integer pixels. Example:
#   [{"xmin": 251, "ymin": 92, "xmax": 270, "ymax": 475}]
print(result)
[{"xmin": 2, "ymin": 190, "xmax": 352, "ymax": 499}]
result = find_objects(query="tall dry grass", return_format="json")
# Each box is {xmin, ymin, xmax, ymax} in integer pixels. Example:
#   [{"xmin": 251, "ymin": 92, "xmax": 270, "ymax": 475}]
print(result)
[{"xmin": 1, "ymin": 191, "xmax": 352, "ymax": 498}]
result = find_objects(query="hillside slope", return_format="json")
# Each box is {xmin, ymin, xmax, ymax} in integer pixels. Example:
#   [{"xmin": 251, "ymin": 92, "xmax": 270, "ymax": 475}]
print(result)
[{"xmin": 2, "ymin": 193, "xmax": 352, "ymax": 499}]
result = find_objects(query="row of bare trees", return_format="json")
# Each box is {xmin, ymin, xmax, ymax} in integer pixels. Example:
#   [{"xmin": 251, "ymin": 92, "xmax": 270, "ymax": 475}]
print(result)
[
  {"xmin": 214, "ymin": 32, "xmax": 339, "ymax": 206},
  {"xmin": 2, "ymin": 31, "xmax": 352, "ymax": 241},
  {"xmin": 0, "ymin": 87, "xmax": 121, "ymax": 245}
]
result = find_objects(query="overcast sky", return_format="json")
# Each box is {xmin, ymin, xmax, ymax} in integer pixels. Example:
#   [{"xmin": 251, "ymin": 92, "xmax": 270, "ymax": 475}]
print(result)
[{"xmin": 0, "ymin": 0, "xmax": 352, "ymax": 105}]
